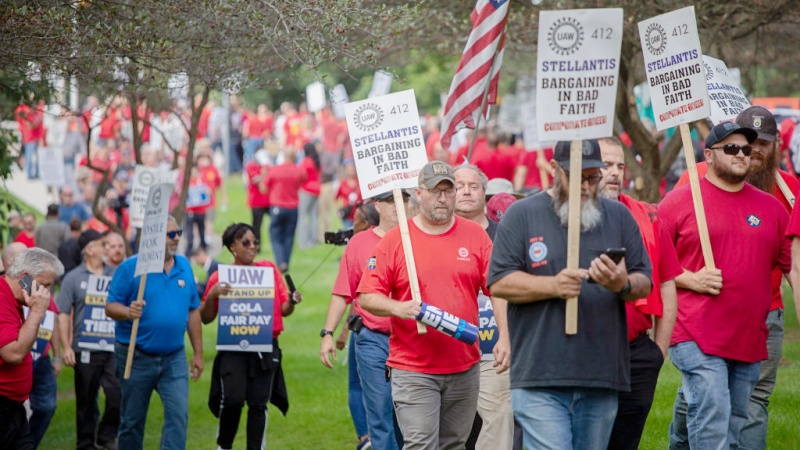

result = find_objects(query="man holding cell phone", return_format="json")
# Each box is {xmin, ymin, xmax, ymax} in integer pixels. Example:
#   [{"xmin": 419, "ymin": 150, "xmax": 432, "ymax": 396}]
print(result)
[
  {"xmin": 0, "ymin": 247, "xmax": 64, "ymax": 449},
  {"xmin": 488, "ymin": 139, "xmax": 653, "ymax": 450}
]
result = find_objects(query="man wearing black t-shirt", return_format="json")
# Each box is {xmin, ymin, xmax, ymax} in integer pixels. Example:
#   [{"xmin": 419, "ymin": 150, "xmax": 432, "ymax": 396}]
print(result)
[{"xmin": 488, "ymin": 139, "xmax": 652, "ymax": 450}]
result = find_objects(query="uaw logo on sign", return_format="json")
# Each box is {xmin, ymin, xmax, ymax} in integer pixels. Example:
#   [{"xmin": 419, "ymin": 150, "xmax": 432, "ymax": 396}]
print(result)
[
  {"xmin": 704, "ymin": 62, "xmax": 714, "ymax": 81},
  {"xmin": 746, "ymin": 214, "xmax": 761, "ymax": 227},
  {"xmin": 548, "ymin": 17, "xmax": 584, "ymax": 55},
  {"xmin": 644, "ymin": 22, "xmax": 667, "ymax": 55},
  {"xmin": 353, "ymin": 103, "xmax": 384, "ymax": 132}
]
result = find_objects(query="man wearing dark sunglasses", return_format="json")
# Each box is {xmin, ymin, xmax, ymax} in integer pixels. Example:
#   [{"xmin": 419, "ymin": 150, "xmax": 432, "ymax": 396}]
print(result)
[
  {"xmin": 105, "ymin": 216, "xmax": 204, "ymax": 450},
  {"xmin": 659, "ymin": 121, "xmax": 792, "ymax": 449}
]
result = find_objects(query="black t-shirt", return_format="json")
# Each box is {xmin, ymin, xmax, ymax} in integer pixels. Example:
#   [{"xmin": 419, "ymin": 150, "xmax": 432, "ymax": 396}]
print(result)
[
  {"xmin": 488, "ymin": 191, "xmax": 651, "ymax": 391},
  {"xmin": 486, "ymin": 218, "xmax": 499, "ymax": 241}
]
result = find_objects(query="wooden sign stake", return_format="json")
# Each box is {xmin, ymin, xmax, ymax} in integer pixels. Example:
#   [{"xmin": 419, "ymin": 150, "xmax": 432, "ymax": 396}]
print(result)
[
  {"xmin": 565, "ymin": 140, "xmax": 583, "ymax": 335},
  {"xmin": 123, "ymin": 274, "xmax": 148, "ymax": 379},
  {"xmin": 679, "ymin": 123, "xmax": 715, "ymax": 269},
  {"xmin": 393, "ymin": 188, "xmax": 427, "ymax": 334}
]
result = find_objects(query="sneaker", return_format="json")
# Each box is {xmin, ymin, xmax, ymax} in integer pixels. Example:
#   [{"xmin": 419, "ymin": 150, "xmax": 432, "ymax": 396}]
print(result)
[{"xmin": 356, "ymin": 437, "xmax": 372, "ymax": 450}]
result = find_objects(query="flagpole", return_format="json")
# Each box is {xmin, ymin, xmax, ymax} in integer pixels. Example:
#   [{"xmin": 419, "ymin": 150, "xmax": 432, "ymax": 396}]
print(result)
[{"xmin": 466, "ymin": 7, "xmax": 511, "ymax": 164}]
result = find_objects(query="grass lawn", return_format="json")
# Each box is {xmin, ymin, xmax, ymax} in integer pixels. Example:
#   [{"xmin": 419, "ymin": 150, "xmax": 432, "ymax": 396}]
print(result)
[{"xmin": 37, "ymin": 176, "xmax": 800, "ymax": 449}]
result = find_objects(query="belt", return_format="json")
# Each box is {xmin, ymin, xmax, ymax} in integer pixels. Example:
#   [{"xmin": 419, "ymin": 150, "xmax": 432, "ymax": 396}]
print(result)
[{"xmin": 117, "ymin": 341, "xmax": 180, "ymax": 358}]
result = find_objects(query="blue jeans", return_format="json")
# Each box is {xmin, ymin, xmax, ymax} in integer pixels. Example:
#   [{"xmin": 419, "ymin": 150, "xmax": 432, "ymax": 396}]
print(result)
[
  {"xmin": 24, "ymin": 141, "xmax": 39, "ymax": 179},
  {"xmin": 243, "ymin": 138, "xmax": 264, "ymax": 166},
  {"xmin": 114, "ymin": 343, "xmax": 189, "ymax": 450},
  {"xmin": 739, "ymin": 308, "xmax": 783, "ymax": 450},
  {"xmin": 668, "ymin": 341, "xmax": 760, "ymax": 450},
  {"xmin": 269, "ymin": 207, "xmax": 298, "ymax": 270},
  {"xmin": 511, "ymin": 387, "xmax": 617, "ymax": 450},
  {"xmin": 347, "ymin": 333, "xmax": 368, "ymax": 439},
  {"xmin": 355, "ymin": 328, "xmax": 402, "ymax": 450},
  {"xmin": 29, "ymin": 355, "xmax": 57, "ymax": 448}
]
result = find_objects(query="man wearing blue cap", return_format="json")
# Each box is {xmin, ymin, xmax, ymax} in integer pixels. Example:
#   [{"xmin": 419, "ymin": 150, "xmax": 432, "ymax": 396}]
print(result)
[
  {"xmin": 488, "ymin": 140, "xmax": 652, "ymax": 450},
  {"xmin": 659, "ymin": 122, "xmax": 792, "ymax": 449}
]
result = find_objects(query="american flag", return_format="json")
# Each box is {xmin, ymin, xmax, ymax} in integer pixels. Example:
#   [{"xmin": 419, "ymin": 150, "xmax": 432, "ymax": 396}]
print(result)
[{"xmin": 440, "ymin": 0, "xmax": 510, "ymax": 151}]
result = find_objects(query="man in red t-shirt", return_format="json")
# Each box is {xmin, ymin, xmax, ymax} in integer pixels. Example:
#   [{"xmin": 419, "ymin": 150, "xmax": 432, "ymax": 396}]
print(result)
[
  {"xmin": 15, "ymin": 103, "xmax": 44, "ymax": 179},
  {"xmin": 672, "ymin": 107, "xmax": 797, "ymax": 450},
  {"xmin": 14, "ymin": 213, "xmax": 37, "ymax": 248},
  {"xmin": 265, "ymin": 149, "xmax": 307, "ymax": 272},
  {"xmin": 598, "ymin": 137, "xmax": 683, "ymax": 450},
  {"xmin": 359, "ymin": 161, "xmax": 493, "ymax": 449},
  {"xmin": 320, "ymin": 190, "xmax": 409, "ymax": 450},
  {"xmin": 0, "ymin": 248, "xmax": 63, "ymax": 448},
  {"xmin": 659, "ymin": 122, "xmax": 791, "ymax": 449}
]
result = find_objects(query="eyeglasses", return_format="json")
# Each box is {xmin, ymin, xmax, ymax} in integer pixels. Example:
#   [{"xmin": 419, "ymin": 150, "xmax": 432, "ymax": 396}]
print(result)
[
  {"xmin": 709, "ymin": 144, "xmax": 753, "ymax": 157},
  {"xmin": 562, "ymin": 168, "xmax": 604, "ymax": 186},
  {"xmin": 419, "ymin": 186, "xmax": 457, "ymax": 197},
  {"xmin": 166, "ymin": 229, "xmax": 183, "ymax": 239},
  {"xmin": 240, "ymin": 238, "xmax": 260, "ymax": 248}
]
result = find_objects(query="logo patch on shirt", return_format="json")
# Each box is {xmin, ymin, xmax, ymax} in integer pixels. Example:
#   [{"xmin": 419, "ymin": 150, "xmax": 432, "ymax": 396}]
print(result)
[
  {"xmin": 178, "ymin": 279, "xmax": 186, "ymax": 288},
  {"xmin": 367, "ymin": 256, "xmax": 377, "ymax": 270},
  {"xmin": 529, "ymin": 241, "xmax": 548, "ymax": 263},
  {"xmin": 457, "ymin": 247, "xmax": 471, "ymax": 262},
  {"xmin": 80, "ymin": 281, "xmax": 87, "ymax": 290},
  {"xmin": 746, "ymin": 214, "xmax": 761, "ymax": 227}
]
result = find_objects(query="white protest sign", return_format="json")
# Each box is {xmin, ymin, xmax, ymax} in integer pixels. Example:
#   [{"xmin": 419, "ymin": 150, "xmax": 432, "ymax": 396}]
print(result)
[
  {"xmin": 368, "ymin": 70, "xmax": 393, "ymax": 98},
  {"xmin": 306, "ymin": 81, "xmax": 327, "ymax": 113},
  {"xmin": 130, "ymin": 165, "xmax": 173, "ymax": 228},
  {"xmin": 344, "ymin": 89, "xmax": 428, "ymax": 199},
  {"xmin": 536, "ymin": 8, "xmax": 623, "ymax": 141},
  {"xmin": 134, "ymin": 183, "xmax": 171, "ymax": 277},
  {"xmin": 330, "ymin": 84, "xmax": 349, "ymax": 120},
  {"xmin": 703, "ymin": 55, "xmax": 750, "ymax": 124},
  {"xmin": 639, "ymin": 6, "xmax": 710, "ymax": 131},
  {"xmin": 38, "ymin": 147, "xmax": 66, "ymax": 187}
]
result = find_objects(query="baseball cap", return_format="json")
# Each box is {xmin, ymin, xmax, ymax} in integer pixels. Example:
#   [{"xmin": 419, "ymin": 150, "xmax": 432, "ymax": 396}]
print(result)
[
  {"xmin": 371, "ymin": 190, "xmax": 410, "ymax": 202},
  {"xmin": 485, "ymin": 178, "xmax": 514, "ymax": 196},
  {"xmin": 487, "ymin": 193, "xmax": 516, "ymax": 222},
  {"xmin": 705, "ymin": 122, "xmax": 758, "ymax": 149},
  {"xmin": 418, "ymin": 161, "xmax": 455, "ymax": 189},
  {"xmin": 553, "ymin": 140, "xmax": 605, "ymax": 171},
  {"xmin": 735, "ymin": 106, "xmax": 777, "ymax": 142},
  {"xmin": 78, "ymin": 229, "xmax": 104, "ymax": 252}
]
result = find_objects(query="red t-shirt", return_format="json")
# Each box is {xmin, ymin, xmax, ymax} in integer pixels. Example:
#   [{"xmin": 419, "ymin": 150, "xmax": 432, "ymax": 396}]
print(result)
[
  {"xmin": 199, "ymin": 165, "xmax": 222, "ymax": 208},
  {"xmin": 321, "ymin": 116, "xmax": 345, "ymax": 153},
  {"xmin": 99, "ymin": 107, "xmax": 120, "ymax": 139},
  {"xmin": 16, "ymin": 104, "xmax": 45, "ymax": 144},
  {"xmin": 14, "ymin": 231, "xmax": 35, "ymax": 248},
  {"xmin": 621, "ymin": 194, "xmax": 682, "ymax": 341},
  {"xmin": 246, "ymin": 115, "xmax": 273, "ymax": 139},
  {"xmin": 517, "ymin": 148, "xmax": 554, "ymax": 190},
  {"xmin": 203, "ymin": 260, "xmax": 289, "ymax": 339},
  {"xmin": 659, "ymin": 179, "xmax": 791, "ymax": 362},
  {"xmin": 332, "ymin": 227, "xmax": 391, "ymax": 334},
  {"xmin": 299, "ymin": 157, "xmax": 321, "ymax": 196},
  {"xmin": 0, "ymin": 278, "xmax": 34, "ymax": 402},
  {"xmin": 185, "ymin": 175, "xmax": 213, "ymax": 214},
  {"xmin": 266, "ymin": 163, "xmax": 306, "ymax": 209},
  {"xmin": 676, "ymin": 164, "xmax": 797, "ymax": 311},
  {"xmin": 357, "ymin": 217, "xmax": 492, "ymax": 374},
  {"xmin": 336, "ymin": 180, "xmax": 361, "ymax": 222},
  {"xmin": 475, "ymin": 150, "xmax": 516, "ymax": 181},
  {"xmin": 450, "ymin": 137, "xmax": 490, "ymax": 166},
  {"xmin": 245, "ymin": 161, "xmax": 270, "ymax": 208}
]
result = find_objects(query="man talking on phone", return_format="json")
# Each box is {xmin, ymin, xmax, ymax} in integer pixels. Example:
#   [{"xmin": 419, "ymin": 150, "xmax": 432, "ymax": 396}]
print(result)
[
  {"xmin": 488, "ymin": 140, "xmax": 652, "ymax": 450},
  {"xmin": 0, "ymin": 247, "xmax": 64, "ymax": 449}
]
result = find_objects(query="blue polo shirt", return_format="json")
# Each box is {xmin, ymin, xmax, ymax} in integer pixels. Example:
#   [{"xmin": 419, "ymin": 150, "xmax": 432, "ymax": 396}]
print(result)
[{"xmin": 108, "ymin": 255, "xmax": 199, "ymax": 355}]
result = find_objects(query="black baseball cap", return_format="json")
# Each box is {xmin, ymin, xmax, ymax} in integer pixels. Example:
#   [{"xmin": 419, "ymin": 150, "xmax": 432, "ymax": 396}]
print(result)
[
  {"xmin": 736, "ymin": 106, "xmax": 777, "ymax": 142},
  {"xmin": 78, "ymin": 229, "xmax": 104, "ymax": 252},
  {"xmin": 705, "ymin": 122, "xmax": 758, "ymax": 149},
  {"xmin": 553, "ymin": 140, "xmax": 605, "ymax": 170}
]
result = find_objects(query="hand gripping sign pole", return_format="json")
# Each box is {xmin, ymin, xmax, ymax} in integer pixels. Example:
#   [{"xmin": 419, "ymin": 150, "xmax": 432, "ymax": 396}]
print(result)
[
  {"xmin": 393, "ymin": 188, "xmax": 427, "ymax": 334},
  {"xmin": 124, "ymin": 183, "xmax": 171, "ymax": 379},
  {"xmin": 564, "ymin": 140, "xmax": 583, "ymax": 334}
]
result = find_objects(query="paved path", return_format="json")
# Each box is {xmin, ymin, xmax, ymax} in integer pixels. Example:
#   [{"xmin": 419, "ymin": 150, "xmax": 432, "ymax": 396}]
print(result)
[{"xmin": 3, "ymin": 164, "xmax": 55, "ymax": 214}]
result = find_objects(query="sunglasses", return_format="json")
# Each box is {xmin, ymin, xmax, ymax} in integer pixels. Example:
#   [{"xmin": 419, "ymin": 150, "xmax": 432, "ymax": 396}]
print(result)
[
  {"xmin": 561, "ymin": 167, "xmax": 604, "ymax": 186},
  {"xmin": 166, "ymin": 229, "xmax": 183, "ymax": 239},
  {"xmin": 710, "ymin": 144, "xmax": 753, "ymax": 157},
  {"xmin": 240, "ymin": 238, "xmax": 260, "ymax": 248}
]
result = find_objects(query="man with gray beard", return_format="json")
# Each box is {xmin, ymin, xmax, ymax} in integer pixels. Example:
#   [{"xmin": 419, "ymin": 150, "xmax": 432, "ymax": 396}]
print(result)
[{"xmin": 488, "ymin": 140, "xmax": 652, "ymax": 450}]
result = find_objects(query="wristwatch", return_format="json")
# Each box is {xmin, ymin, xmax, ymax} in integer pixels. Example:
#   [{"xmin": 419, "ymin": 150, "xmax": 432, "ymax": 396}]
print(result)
[
  {"xmin": 320, "ymin": 329, "xmax": 334, "ymax": 338},
  {"xmin": 617, "ymin": 278, "xmax": 632, "ymax": 298}
]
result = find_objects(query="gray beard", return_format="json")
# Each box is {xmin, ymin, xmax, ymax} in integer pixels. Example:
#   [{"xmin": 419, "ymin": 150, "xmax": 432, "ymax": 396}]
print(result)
[{"xmin": 554, "ymin": 196, "xmax": 603, "ymax": 232}]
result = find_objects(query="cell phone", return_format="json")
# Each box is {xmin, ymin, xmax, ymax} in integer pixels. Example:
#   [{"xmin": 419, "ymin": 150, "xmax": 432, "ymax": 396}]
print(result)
[
  {"xmin": 604, "ymin": 248, "xmax": 627, "ymax": 264},
  {"xmin": 588, "ymin": 248, "xmax": 627, "ymax": 283},
  {"xmin": 285, "ymin": 274, "xmax": 298, "ymax": 304},
  {"xmin": 19, "ymin": 274, "xmax": 34, "ymax": 296}
]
